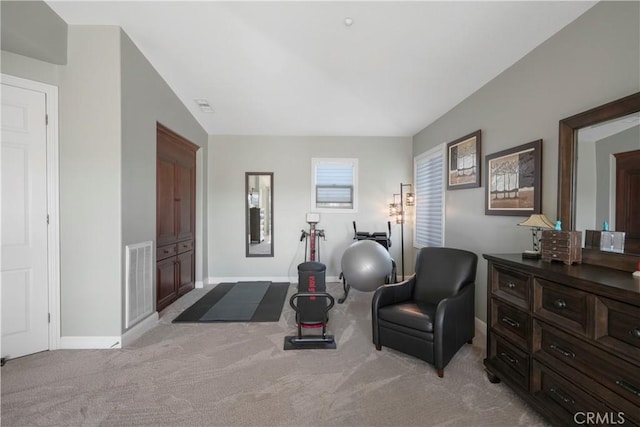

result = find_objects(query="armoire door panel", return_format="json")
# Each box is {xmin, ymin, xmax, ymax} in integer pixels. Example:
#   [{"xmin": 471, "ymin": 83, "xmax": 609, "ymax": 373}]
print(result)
[
  {"xmin": 157, "ymin": 157, "xmax": 177, "ymax": 246},
  {"xmin": 177, "ymin": 250, "xmax": 194, "ymax": 296},
  {"xmin": 176, "ymin": 163, "xmax": 194, "ymax": 242},
  {"xmin": 156, "ymin": 257, "xmax": 177, "ymax": 311}
]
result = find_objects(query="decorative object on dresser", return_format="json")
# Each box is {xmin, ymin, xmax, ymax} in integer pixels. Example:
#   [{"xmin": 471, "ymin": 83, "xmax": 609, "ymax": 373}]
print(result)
[
  {"xmin": 446, "ymin": 129, "xmax": 482, "ymax": 190},
  {"xmin": 483, "ymin": 254, "xmax": 640, "ymax": 426},
  {"xmin": 485, "ymin": 139, "xmax": 542, "ymax": 216},
  {"xmin": 585, "ymin": 230, "xmax": 626, "ymax": 254},
  {"xmin": 540, "ymin": 230, "xmax": 582, "ymax": 265},
  {"xmin": 517, "ymin": 214, "xmax": 555, "ymax": 259}
]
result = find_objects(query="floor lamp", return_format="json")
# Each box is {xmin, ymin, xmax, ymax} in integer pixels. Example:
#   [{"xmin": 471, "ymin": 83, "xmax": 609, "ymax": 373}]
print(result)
[{"xmin": 389, "ymin": 183, "xmax": 414, "ymax": 280}]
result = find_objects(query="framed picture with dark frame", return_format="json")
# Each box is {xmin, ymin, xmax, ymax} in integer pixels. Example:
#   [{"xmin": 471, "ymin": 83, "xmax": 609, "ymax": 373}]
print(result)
[
  {"xmin": 446, "ymin": 130, "xmax": 481, "ymax": 190},
  {"xmin": 485, "ymin": 139, "xmax": 542, "ymax": 216}
]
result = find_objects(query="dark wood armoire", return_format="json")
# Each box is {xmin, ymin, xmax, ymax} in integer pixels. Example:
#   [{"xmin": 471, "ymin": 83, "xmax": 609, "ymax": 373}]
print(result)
[{"xmin": 156, "ymin": 123, "xmax": 198, "ymax": 312}]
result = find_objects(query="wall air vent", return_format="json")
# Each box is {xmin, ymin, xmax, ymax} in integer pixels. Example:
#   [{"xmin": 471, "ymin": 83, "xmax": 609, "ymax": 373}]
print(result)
[
  {"xmin": 125, "ymin": 241, "xmax": 154, "ymax": 328},
  {"xmin": 194, "ymin": 98, "xmax": 215, "ymax": 113}
]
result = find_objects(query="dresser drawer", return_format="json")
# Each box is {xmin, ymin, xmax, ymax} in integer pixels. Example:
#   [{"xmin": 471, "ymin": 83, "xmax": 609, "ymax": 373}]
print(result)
[
  {"xmin": 540, "ymin": 244, "xmax": 569, "ymax": 254},
  {"xmin": 534, "ymin": 321, "xmax": 640, "ymax": 411},
  {"xmin": 540, "ymin": 250, "xmax": 570, "ymax": 263},
  {"xmin": 534, "ymin": 278, "xmax": 593, "ymax": 337},
  {"xmin": 543, "ymin": 230, "xmax": 571, "ymax": 241},
  {"xmin": 491, "ymin": 299, "xmax": 530, "ymax": 350},
  {"xmin": 532, "ymin": 360, "xmax": 608, "ymax": 426},
  {"xmin": 176, "ymin": 240, "xmax": 194, "ymax": 254},
  {"xmin": 491, "ymin": 264, "xmax": 530, "ymax": 310},
  {"xmin": 596, "ymin": 296, "xmax": 640, "ymax": 363},
  {"xmin": 488, "ymin": 333, "xmax": 530, "ymax": 391},
  {"xmin": 157, "ymin": 244, "xmax": 177, "ymax": 260}
]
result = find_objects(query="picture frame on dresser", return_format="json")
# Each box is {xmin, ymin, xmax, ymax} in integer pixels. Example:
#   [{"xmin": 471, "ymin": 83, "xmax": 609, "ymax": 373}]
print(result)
[
  {"xmin": 485, "ymin": 139, "xmax": 542, "ymax": 216},
  {"xmin": 446, "ymin": 130, "xmax": 481, "ymax": 190}
]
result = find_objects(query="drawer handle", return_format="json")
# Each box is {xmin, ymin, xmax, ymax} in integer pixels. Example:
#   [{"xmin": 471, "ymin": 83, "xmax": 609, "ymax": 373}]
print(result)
[
  {"xmin": 549, "ymin": 343, "xmax": 575, "ymax": 359},
  {"xmin": 616, "ymin": 379, "xmax": 640, "ymax": 397},
  {"xmin": 553, "ymin": 299, "xmax": 567, "ymax": 309},
  {"xmin": 630, "ymin": 328, "xmax": 640, "ymax": 339},
  {"xmin": 499, "ymin": 352, "xmax": 518, "ymax": 365},
  {"xmin": 501, "ymin": 317, "xmax": 520, "ymax": 328},
  {"xmin": 163, "ymin": 249, "xmax": 170, "ymax": 254},
  {"xmin": 506, "ymin": 281, "xmax": 516, "ymax": 289},
  {"xmin": 549, "ymin": 387, "xmax": 575, "ymax": 405}
]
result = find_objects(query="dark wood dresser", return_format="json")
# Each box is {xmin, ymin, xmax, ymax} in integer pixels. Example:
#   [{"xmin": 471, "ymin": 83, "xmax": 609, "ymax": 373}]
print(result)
[{"xmin": 483, "ymin": 254, "xmax": 640, "ymax": 426}]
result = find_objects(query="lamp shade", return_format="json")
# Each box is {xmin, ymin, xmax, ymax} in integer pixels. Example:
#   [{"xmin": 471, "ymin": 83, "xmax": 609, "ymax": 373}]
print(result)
[{"xmin": 518, "ymin": 214, "xmax": 555, "ymax": 229}]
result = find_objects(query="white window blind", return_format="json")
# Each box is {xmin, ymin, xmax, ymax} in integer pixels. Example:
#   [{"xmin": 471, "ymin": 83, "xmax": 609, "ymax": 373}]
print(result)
[
  {"xmin": 414, "ymin": 145, "xmax": 445, "ymax": 248},
  {"xmin": 311, "ymin": 158, "xmax": 358, "ymax": 212}
]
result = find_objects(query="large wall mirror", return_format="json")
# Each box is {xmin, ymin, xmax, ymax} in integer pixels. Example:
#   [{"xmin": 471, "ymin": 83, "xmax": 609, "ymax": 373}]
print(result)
[
  {"xmin": 558, "ymin": 92, "xmax": 640, "ymax": 270},
  {"xmin": 245, "ymin": 172, "xmax": 274, "ymax": 257}
]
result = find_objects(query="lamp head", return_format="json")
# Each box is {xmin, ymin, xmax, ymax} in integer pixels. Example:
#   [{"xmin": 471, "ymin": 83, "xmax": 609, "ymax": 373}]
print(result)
[{"xmin": 518, "ymin": 214, "xmax": 555, "ymax": 229}]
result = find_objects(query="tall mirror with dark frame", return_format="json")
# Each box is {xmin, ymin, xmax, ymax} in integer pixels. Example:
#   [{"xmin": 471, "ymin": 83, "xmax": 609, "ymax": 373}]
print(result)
[
  {"xmin": 558, "ymin": 92, "xmax": 640, "ymax": 271},
  {"xmin": 245, "ymin": 172, "xmax": 274, "ymax": 257}
]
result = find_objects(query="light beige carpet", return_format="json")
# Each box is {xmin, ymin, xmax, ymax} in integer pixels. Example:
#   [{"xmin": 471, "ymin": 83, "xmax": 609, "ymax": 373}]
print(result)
[{"xmin": 1, "ymin": 282, "xmax": 548, "ymax": 426}]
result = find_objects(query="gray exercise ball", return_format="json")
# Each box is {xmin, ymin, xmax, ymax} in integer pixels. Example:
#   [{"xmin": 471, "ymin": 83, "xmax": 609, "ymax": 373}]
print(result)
[{"xmin": 341, "ymin": 240, "xmax": 393, "ymax": 292}]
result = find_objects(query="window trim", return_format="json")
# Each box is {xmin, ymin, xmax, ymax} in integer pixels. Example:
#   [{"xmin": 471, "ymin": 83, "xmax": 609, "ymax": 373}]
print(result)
[
  {"xmin": 311, "ymin": 158, "xmax": 358, "ymax": 213},
  {"xmin": 413, "ymin": 144, "xmax": 446, "ymax": 248}
]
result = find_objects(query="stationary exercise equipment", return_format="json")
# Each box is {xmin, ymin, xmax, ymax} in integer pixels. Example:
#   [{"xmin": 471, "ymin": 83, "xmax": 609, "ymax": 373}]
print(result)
[
  {"xmin": 299, "ymin": 213, "xmax": 325, "ymax": 262},
  {"xmin": 284, "ymin": 214, "xmax": 336, "ymax": 350},
  {"xmin": 338, "ymin": 221, "xmax": 396, "ymax": 303}
]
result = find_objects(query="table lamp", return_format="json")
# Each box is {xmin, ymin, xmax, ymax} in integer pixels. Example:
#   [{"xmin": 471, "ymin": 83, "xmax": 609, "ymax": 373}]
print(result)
[{"xmin": 518, "ymin": 214, "xmax": 555, "ymax": 259}]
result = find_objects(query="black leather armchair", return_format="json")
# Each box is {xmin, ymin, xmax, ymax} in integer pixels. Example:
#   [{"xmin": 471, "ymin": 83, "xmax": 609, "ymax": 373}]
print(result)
[{"xmin": 372, "ymin": 247, "xmax": 477, "ymax": 378}]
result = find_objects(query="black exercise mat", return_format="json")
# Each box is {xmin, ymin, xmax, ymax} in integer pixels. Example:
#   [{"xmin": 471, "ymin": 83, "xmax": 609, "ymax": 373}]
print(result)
[{"xmin": 172, "ymin": 282, "xmax": 290, "ymax": 323}]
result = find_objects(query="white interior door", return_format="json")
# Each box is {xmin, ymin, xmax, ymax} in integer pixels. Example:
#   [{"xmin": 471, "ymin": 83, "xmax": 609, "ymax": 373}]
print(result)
[{"xmin": 1, "ymin": 82, "xmax": 50, "ymax": 359}]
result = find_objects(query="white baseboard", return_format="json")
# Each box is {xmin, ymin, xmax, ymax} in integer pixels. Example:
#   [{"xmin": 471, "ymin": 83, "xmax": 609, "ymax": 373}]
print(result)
[
  {"xmin": 59, "ymin": 335, "xmax": 122, "ymax": 349},
  {"xmin": 122, "ymin": 312, "xmax": 159, "ymax": 347},
  {"xmin": 207, "ymin": 276, "xmax": 341, "ymax": 285},
  {"xmin": 195, "ymin": 280, "xmax": 204, "ymax": 289},
  {"xmin": 475, "ymin": 317, "xmax": 487, "ymax": 349}
]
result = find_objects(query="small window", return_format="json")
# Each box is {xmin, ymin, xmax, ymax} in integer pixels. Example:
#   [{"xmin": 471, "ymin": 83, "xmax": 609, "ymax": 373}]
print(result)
[
  {"xmin": 311, "ymin": 158, "xmax": 358, "ymax": 212},
  {"xmin": 414, "ymin": 145, "xmax": 445, "ymax": 247}
]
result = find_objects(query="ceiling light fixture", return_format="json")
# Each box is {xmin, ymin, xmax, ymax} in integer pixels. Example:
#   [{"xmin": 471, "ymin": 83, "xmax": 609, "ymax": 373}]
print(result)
[
  {"xmin": 194, "ymin": 98, "xmax": 214, "ymax": 113},
  {"xmin": 344, "ymin": 17, "xmax": 354, "ymax": 27}
]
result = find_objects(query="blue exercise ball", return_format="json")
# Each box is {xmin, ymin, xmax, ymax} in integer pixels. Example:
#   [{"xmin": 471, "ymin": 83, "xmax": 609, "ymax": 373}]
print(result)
[{"xmin": 341, "ymin": 240, "xmax": 393, "ymax": 292}]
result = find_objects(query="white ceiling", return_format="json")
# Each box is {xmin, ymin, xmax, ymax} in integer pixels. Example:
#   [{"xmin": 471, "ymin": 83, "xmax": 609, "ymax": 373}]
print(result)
[{"xmin": 46, "ymin": 1, "xmax": 597, "ymax": 136}]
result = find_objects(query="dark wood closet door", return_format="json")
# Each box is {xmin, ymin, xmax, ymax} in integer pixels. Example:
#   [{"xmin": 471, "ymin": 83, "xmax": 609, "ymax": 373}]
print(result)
[
  {"xmin": 176, "ymin": 163, "xmax": 195, "ymax": 242},
  {"xmin": 157, "ymin": 157, "xmax": 177, "ymax": 247},
  {"xmin": 615, "ymin": 150, "xmax": 640, "ymax": 253},
  {"xmin": 156, "ymin": 257, "xmax": 178, "ymax": 310},
  {"xmin": 177, "ymin": 250, "xmax": 195, "ymax": 296},
  {"xmin": 156, "ymin": 123, "xmax": 199, "ymax": 312}
]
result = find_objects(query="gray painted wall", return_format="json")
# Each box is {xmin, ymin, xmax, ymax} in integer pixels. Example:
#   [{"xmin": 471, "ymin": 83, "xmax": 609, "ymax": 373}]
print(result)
[
  {"xmin": 413, "ymin": 1, "xmax": 640, "ymax": 322},
  {"xmin": 1, "ymin": 50, "xmax": 61, "ymax": 85},
  {"xmin": 2, "ymin": 17, "xmax": 210, "ymax": 337},
  {"xmin": 58, "ymin": 26, "xmax": 123, "ymax": 336},
  {"xmin": 120, "ymin": 31, "xmax": 209, "ymax": 332},
  {"xmin": 1, "ymin": 0, "xmax": 67, "ymax": 65},
  {"xmin": 594, "ymin": 125, "xmax": 640, "ymax": 229},
  {"xmin": 208, "ymin": 135, "xmax": 413, "ymax": 283}
]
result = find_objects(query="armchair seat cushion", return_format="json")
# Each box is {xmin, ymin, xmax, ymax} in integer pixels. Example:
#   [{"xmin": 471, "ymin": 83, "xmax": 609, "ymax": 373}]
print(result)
[{"xmin": 378, "ymin": 302, "xmax": 436, "ymax": 333}]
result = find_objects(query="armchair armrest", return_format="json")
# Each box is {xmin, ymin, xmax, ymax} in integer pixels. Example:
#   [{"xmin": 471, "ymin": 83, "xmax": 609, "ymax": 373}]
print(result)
[
  {"xmin": 371, "ymin": 275, "xmax": 416, "ymax": 347},
  {"xmin": 433, "ymin": 282, "xmax": 475, "ymax": 370},
  {"xmin": 372, "ymin": 274, "xmax": 416, "ymax": 309}
]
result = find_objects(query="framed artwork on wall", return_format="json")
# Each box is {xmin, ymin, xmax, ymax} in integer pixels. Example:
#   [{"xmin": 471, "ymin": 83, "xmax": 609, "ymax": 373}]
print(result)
[
  {"xmin": 446, "ymin": 130, "xmax": 481, "ymax": 190},
  {"xmin": 485, "ymin": 139, "xmax": 542, "ymax": 216}
]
